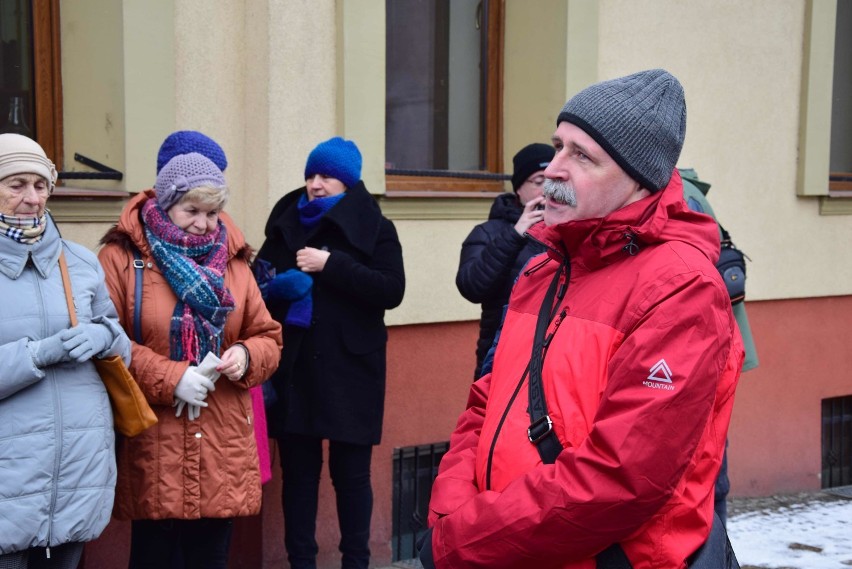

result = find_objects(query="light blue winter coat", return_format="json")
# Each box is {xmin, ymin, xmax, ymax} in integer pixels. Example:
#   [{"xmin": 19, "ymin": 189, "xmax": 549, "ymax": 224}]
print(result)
[{"xmin": 0, "ymin": 216, "xmax": 131, "ymax": 554}]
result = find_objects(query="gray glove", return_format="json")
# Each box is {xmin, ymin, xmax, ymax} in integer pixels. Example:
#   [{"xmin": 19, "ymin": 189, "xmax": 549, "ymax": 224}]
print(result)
[
  {"xmin": 60, "ymin": 323, "xmax": 114, "ymax": 363},
  {"xmin": 28, "ymin": 332, "xmax": 71, "ymax": 368},
  {"xmin": 174, "ymin": 366, "xmax": 215, "ymax": 420}
]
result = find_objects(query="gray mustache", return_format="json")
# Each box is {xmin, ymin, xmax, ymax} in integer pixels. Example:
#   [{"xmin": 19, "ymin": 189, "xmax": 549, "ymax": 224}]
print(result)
[{"xmin": 543, "ymin": 178, "xmax": 577, "ymax": 207}]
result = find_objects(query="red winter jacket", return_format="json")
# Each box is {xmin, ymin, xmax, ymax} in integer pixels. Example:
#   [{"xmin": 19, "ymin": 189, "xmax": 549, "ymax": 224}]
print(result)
[{"xmin": 427, "ymin": 171, "xmax": 744, "ymax": 569}]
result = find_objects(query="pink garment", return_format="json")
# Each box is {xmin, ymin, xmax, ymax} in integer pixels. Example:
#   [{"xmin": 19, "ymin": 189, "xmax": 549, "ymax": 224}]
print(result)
[{"xmin": 250, "ymin": 385, "xmax": 272, "ymax": 484}]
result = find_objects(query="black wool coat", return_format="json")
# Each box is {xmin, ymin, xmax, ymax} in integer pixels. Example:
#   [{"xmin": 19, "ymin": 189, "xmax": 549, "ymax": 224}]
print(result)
[
  {"xmin": 455, "ymin": 192, "xmax": 546, "ymax": 379},
  {"xmin": 257, "ymin": 182, "xmax": 405, "ymax": 445}
]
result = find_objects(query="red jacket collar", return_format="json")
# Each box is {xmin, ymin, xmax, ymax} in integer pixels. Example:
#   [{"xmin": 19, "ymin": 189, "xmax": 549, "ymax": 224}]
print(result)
[{"xmin": 528, "ymin": 169, "xmax": 720, "ymax": 273}]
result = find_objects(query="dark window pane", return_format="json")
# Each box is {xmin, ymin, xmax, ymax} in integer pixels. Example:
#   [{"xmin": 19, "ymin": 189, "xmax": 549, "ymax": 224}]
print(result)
[
  {"xmin": 830, "ymin": 1, "xmax": 851, "ymax": 173},
  {"xmin": 0, "ymin": 0, "xmax": 36, "ymax": 138},
  {"xmin": 386, "ymin": 0, "xmax": 484, "ymax": 172}
]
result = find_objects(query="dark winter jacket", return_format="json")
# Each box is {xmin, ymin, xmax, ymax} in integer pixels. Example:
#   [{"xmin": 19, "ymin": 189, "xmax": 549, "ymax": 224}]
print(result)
[
  {"xmin": 456, "ymin": 192, "xmax": 545, "ymax": 378},
  {"xmin": 258, "ymin": 182, "xmax": 405, "ymax": 445}
]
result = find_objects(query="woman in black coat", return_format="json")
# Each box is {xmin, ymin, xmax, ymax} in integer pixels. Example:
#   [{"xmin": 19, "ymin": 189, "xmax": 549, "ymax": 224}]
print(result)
[{"xmin": 257, "ymin": 137, "xmax": 405, "ymax": 569}]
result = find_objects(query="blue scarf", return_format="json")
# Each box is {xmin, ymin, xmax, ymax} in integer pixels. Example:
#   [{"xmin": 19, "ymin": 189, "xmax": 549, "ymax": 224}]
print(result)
[
  {"xmin": 142, "ymin": 199, "xmax": 235, "ymax": 363},
  {"xmin": 297, "ymin": 193, "xmax": 346, "ymax": 230}
]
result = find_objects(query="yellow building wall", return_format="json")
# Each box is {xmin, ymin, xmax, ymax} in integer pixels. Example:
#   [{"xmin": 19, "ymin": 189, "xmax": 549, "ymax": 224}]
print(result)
[
  {"xmin": 594, "ymin": 0, "xmax": 850, "ymax": 301},
  {"xmin": 55, "ymin": 0, "xmax": 850, "ymax": 321}
]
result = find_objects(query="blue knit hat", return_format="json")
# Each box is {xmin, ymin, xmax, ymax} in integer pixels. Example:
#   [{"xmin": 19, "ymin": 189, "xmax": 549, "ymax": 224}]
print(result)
[
  {"xmin": 157, "ymin": 130, "xmax": 228, "ymax": 173},
  {"xmin": 304, "ymin": 137, "xmax": 362, "ymax": 189}
]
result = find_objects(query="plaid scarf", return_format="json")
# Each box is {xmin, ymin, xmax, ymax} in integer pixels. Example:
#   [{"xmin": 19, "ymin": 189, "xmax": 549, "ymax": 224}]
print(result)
[
  {"xmin": 0, "ymin": 212, "xmax": 47, "ymax": 244},
  {"xmin": 141, "ymin": 199, "xmax": 235, "ymax": 363}
]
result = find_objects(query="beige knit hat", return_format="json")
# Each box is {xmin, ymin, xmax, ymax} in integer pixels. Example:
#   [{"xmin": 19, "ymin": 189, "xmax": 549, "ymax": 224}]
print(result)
[{"xmin": 0, "ymin": 133, "xmax": 58, "ymax": 193}]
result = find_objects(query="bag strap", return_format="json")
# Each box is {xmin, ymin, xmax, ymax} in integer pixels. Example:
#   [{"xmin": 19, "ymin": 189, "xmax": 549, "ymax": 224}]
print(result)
[
  {"xmin": 131, "ymin": 247, "xmax": 143, "ymax": 344},
  {"xmin": 718, "ymin": 222, "xmax": 733, "ymax": 244},
  {"xmin": 58, "ymin": 250, "xmax": 79, "ymax": 327},
  {"xmin": 527, "ymin": 259, "xmax": 569, "ymax": 464},
  {"xmin": 521, "ymin": 260, "xmax": 643, "ymax": 568}
]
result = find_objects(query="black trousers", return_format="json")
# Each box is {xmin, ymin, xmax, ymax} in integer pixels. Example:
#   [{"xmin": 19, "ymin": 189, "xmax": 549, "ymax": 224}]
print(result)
[
  {"xmin": 714, "ymin": 441, "xmax": 731, "ymax": 526},
  {"xmin": 0, "ymin": 543, "xmax": 84, "ymax": 569},
  {"xmin": 278, "ymin": 433, "xmax": 373, "ymax": 569},
  {"xmin": 128, "ymin": 518, "xmax": 234, "ymax": 569}
]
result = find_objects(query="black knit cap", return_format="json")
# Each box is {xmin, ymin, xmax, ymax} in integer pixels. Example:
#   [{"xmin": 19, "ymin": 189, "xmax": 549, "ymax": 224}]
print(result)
[
  {"xmin": 511, "ymin": 143, "xmax": 555, "ymax": 191},
  {"xmin": 557, "ymin": 69, "xmax": 686, "ymax": 192}
]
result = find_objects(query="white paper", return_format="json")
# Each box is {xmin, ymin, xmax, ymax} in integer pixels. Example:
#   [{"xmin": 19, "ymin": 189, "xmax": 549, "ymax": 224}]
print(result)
[{"xmin": 196, "ymin": 352, "xmax": 222, "ymax": 382}]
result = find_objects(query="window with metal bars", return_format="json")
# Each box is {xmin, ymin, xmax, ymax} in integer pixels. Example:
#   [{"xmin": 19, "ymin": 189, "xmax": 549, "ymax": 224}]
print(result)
[
  {"xmin": 391, "ymin": 441, "xmax": 449, "ymax": 563},
  {"xmin": 822, "ymin": 395, "xmax": 852, "ymax": 489}
]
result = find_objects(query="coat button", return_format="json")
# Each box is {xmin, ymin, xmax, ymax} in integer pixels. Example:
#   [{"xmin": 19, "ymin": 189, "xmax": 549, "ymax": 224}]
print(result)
[
  {"xmin": 195, "ymin": 432, "xmax": 202, "ymax": 439},
  {"xmin": 147, "ymin": 262, "xmax": 153, "ymax": 269}
]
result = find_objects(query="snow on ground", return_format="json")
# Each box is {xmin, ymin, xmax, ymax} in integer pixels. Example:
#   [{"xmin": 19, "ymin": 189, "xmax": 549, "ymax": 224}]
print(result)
[{"xmin": 728, "ymin": 496, "xmax": 852, "ymax": 568}]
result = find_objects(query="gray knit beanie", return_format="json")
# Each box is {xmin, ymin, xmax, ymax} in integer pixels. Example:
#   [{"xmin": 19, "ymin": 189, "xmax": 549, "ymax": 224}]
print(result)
[
  {"xmin": 155, "ymin": 152, "xmax": 226, "ymax": 211},
  {"xmin": 557, "ymin": 69, "xmax": 686, "ymax": 192}
]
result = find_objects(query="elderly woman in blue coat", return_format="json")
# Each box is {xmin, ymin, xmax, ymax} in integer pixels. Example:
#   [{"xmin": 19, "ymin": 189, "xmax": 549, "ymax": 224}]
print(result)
[
  {"xmin": 258, "ymin": 137, "xmax": 405, "ymax": 569},
  {"xmin": 0, "ymin": 134, "xmax": 131, "ymax": 569}
]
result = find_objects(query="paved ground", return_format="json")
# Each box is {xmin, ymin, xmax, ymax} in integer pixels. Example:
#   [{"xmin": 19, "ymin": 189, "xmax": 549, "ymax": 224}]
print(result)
[
  {"xmin": 379, "ymin": 489, "xmax": 852, "ymax": 569},
  {"xmin": 728, "ymin": 489, "xmax": 852, "ymax": 569},
  {"xmin": 728, "ymin": 488, "xmax": 851, "ymax": 519}
]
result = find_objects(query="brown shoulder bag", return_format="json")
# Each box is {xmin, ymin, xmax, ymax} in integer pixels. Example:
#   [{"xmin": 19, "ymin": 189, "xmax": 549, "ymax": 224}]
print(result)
[{"xmin": 58, "ymin": 251, "xmax": 157, "ymax": 437}]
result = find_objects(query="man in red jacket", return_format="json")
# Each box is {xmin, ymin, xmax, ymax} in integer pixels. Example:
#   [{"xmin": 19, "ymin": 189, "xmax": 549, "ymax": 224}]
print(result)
[{"xmin": 420, "ymin": 69, "xmax": 743, "ymax": 569}]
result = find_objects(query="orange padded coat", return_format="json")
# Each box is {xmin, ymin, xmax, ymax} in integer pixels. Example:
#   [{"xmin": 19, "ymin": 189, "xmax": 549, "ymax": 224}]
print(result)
[{"xmin": 98, "ymin": 190, "xmax": 282, "ymax": 520}]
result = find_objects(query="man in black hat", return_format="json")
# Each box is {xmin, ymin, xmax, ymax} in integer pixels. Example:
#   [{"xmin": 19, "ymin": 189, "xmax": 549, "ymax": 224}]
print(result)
[{"xmin": 456, "ymin": 143, "xmax": 555, "ymax": 379}]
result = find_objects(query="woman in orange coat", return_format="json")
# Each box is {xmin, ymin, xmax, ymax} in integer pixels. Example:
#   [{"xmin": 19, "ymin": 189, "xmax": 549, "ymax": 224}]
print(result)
[{"xmin": 98, "ymin": 152, "xmax": 282, "ymax": 569}]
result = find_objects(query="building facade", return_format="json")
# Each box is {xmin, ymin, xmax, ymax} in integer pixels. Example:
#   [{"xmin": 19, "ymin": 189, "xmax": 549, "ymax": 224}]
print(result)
[{"xmin": 2, "ymin": 1, "xmax": 850, "ymax": 567}]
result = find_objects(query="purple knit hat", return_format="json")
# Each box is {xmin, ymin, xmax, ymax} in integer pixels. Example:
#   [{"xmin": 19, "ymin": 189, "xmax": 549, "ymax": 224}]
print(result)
[{"xmin": 155, "ymin": 152, "xmax": 226, "ymax": 211}]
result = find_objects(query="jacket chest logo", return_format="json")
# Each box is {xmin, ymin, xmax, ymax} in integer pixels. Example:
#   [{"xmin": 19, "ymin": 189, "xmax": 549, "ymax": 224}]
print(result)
[{"xmin": 643, "ymin": 359, "xmax": 675, "ymax": 391}]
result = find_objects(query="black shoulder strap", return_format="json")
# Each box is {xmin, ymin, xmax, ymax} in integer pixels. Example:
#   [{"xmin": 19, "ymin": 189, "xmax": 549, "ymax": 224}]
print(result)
[
  {"xmin": 524, "ymin": 259, "xmax": 640, "ymax": 568},
  {"xmin": 131, "ymin": 247, "xmax": 143, "ymax": 344},
  {"xmin": 718, "ymin": 222, "xmax": 732, "ymax": 244},
  {"xmin": 527, "ymin": 259, "xmax": 568, "ymax": 464}
]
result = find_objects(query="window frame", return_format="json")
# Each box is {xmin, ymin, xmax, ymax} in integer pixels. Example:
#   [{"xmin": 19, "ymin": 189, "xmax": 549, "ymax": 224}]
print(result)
[
  {"xmin": 797, "ymin": 0, "xmax": 852, "ymax": 214},
  {"xmin": 30, "ymin": 0, "xmax": 63, "ymax": 169},
  {"xmin": 25, "ymin": 0, "xmax": 131, "ymax": 220},
  {"xmin": 827, "ymin": 1, "xmax": 850, "ymax": 197},
  {"xmin": 385, "ymin": 0, "xmax": 505, "ymax": 197}
]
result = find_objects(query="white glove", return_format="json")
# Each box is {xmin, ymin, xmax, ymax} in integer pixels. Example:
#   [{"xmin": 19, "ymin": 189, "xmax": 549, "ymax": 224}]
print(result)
[
  {"xmin": 175, "ymin": 400, "xmax": 207, "ymax": 421},
  {"xmin": 175, "ymin": 353, "xmax": 224, "ymax": 420},
  {"xmin": 187, "ymin": 403, "xmax": 203, "ymax": 421},
  {"xmin": 174, "ymin": 366, "xmax": 215, "ymax": 420}
]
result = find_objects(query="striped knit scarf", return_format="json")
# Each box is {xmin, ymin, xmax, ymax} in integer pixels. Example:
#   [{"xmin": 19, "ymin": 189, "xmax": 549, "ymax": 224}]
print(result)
[
  {"xmin": 141, "ymin": 199, "xmax": 235, "ymax": 363},
  {"xmin": 0, "ymin": 212, "xmax": 47, "ymax": 244}
]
